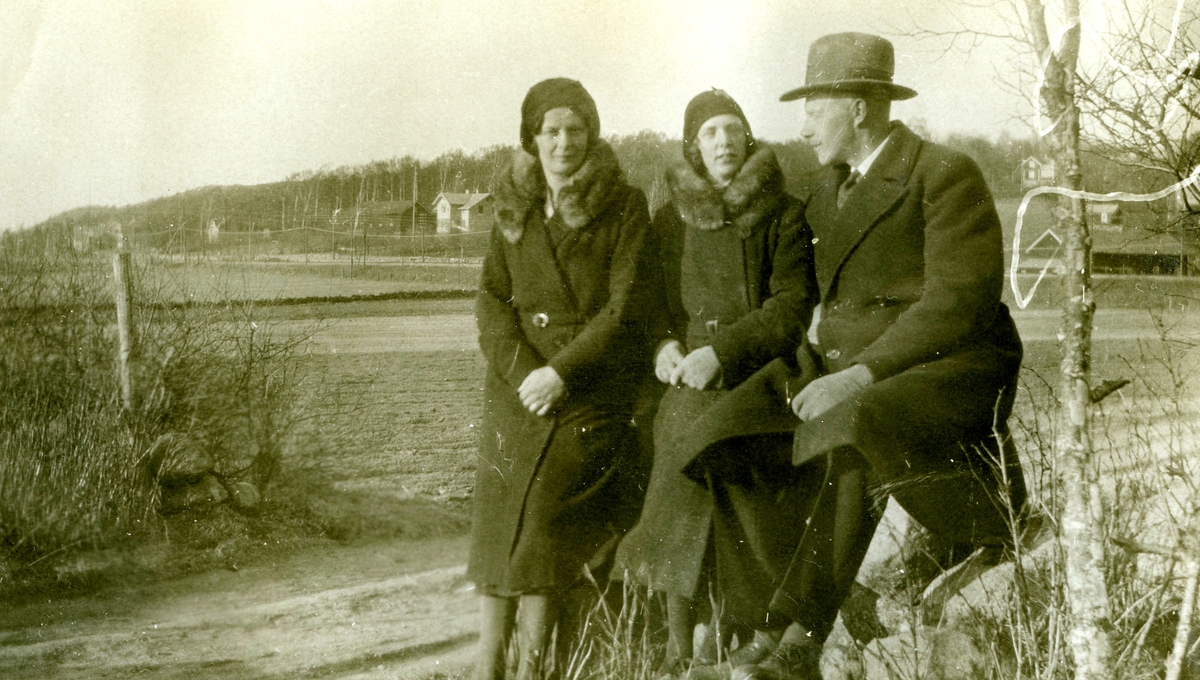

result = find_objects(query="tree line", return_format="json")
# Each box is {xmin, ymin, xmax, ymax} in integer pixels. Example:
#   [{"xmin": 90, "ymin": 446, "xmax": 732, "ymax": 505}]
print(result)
[{"xmin": 14, "ymin": 129, "xmax": 1092, "ymax": 255}]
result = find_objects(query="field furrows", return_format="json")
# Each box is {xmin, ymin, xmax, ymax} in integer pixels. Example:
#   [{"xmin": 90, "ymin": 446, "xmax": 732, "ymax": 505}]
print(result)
[{"xmin": 291, "ymin": 351, "xmax": 485, "ymax": 503}]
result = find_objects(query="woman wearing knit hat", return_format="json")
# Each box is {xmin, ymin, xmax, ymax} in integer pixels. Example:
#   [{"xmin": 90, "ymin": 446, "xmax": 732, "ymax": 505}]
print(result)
[
  {"xmin": 468, "ymin": 77, "xmax": 654, "ymax": 680},
  {"xmin": 614, "ymin": 89, "xmax": 819, "ymax": 678}
]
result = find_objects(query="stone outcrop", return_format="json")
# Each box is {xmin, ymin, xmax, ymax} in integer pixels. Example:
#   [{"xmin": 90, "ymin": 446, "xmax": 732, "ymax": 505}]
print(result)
[
  {"xmin": 149, "ymin": 433, "xmax": 261, "ymax": 515},
  {"xmin": 160, "ymin": 473, "xmax": 228, "ymax": 514},
  {"xmin": 148, "ymin": 433, "xmax": 214, "ymax": 488}
]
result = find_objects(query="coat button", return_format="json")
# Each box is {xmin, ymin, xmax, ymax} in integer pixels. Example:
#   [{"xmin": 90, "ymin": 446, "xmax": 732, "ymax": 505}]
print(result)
[
  {"xmin": 532, "ymin": 313, "xmax": 549, "ymax": 328},
  {"xmin": 825, "ymin": 348, "xmax": 842, "ymax": 360}
]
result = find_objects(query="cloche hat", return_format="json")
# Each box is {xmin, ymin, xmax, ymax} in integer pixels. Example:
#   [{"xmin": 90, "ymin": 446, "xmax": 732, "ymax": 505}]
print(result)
[{"xmin": 519, "ymin": 78, "xmax": 600, "ymax": 154}]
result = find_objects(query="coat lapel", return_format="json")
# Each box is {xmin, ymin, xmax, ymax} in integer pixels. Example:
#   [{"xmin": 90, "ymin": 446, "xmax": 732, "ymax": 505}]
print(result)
[
  {"xmin": 808, "ymin": 169, "xmax": 845, "ymax": 299},
  {"xmin": 523, "ymin": 211, "xmax": 581, "ymax": 317},
  {"xmin": 814, "ymin": 125, "xmax": 921, "ymax": 300}
]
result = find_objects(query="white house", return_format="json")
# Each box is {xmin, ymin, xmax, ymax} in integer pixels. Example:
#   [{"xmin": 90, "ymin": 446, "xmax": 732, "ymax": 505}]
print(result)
[
  {"xmin": 433, "ymin": 192, "xmax": 495, "ymax": 233},
  {"xmin": 1020, "ymin": 157, "xmax": 1057, "ymax": 189}
]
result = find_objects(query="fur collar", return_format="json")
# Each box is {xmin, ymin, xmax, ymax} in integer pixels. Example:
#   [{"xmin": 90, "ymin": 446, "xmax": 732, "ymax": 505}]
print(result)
[
  {"xmin": 667, "ymin": 145, "xmax": 784, "ymax": 237},
  {"xmin": 493, "ymin": 139, "xmax": 623, "ymax": 244}
]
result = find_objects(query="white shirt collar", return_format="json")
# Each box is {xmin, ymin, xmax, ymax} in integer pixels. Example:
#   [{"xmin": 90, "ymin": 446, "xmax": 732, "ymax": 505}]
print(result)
[{"xmin": 854, "ymin": 131, "xmax": 893, "ymax": 178}]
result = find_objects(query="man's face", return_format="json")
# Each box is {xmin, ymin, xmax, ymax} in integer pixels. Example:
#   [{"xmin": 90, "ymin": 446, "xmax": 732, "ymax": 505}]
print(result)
[{"xmin": 800, "ymin": 96, "xmax": 857, "ymax": 167}]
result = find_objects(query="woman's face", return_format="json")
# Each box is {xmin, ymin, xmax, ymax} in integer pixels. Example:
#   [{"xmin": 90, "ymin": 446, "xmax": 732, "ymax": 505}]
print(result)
[
  {"xmin": 535, "ymin": 107, "xmax": 589, "ymax": 180},
  {"xmin": 696, "ymin": 114, "xmax": 748, "ymax": 185}
]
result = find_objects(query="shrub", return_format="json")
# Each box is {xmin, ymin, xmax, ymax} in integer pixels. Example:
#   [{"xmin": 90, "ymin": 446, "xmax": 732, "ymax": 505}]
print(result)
[{"xmin": 0, "ymin": 237, "xmax": 307, "ymax": 576}]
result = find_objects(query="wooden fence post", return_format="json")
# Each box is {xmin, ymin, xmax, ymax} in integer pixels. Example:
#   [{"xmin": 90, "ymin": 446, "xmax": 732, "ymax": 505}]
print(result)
[{"xmin": 112, "ymin": 252, "xmax": 135, "ymax": 411}]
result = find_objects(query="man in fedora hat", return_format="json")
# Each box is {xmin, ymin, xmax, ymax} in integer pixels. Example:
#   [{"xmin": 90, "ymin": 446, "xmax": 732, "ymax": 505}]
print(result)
[{"xmin": 677, "ymin": 32, "xmax": 1027, "ymax": 680}]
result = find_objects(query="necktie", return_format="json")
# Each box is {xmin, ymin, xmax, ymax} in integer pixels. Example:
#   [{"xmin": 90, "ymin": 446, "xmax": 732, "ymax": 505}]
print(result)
[{"xmin": 837, "ymin": 168, "xmax": 862, "ymax": 209}]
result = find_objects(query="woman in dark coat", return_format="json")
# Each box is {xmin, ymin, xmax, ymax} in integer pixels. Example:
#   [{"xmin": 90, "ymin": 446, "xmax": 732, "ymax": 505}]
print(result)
[
  {"xmin": 613, "ymin": 89, "xmax": 817, "ymax": 675},
  {"xmin": 469, "ymin": 78, "xmax": 653, "ymax": 680}
]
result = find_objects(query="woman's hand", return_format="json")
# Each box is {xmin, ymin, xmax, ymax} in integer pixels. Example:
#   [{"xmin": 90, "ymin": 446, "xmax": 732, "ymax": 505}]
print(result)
[
  {"xmin": 518, "ymin": 366, "xmax": 567, "ymax": 416},
  {"xmin": 669, "ymin": 345, "xmax": 722, "ymax": 390},
  {"xmin": 655, "ymin": 340, "xmax": 686, "ymax": 384},
  {"xmin": 790, "ymin": 364, "xmax": 874, "ymax": 421}
]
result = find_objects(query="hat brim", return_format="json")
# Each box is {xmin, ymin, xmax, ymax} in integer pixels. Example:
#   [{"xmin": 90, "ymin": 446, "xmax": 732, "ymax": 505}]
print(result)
[{"xmin": 779, "ymin": 80, "xmax": 917, "ymax": 102}]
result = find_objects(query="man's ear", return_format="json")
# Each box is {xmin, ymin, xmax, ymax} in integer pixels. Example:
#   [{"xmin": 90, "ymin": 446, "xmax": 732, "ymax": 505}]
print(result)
[{"xmin": 851, "ymin": 98, "xmax": 869, "ymax": 128}]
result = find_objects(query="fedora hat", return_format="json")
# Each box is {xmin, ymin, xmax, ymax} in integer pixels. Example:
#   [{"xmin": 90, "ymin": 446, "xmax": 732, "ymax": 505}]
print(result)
[{"xmin": 780, "ymin": 32, "xmax": 917, "ymax": 102}]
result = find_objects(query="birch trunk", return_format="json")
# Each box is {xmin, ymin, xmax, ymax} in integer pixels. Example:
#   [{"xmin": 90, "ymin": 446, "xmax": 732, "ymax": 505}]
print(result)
[{"xmin": 1023, "ymin": 1, "xmax": 1113, "ymax": 677}]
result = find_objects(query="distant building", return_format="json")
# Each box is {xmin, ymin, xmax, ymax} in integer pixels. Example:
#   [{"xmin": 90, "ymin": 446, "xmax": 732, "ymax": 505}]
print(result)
[
  {"xmin": 1015, "ymin": 226, "xmax": 1064, "ymax": 273},
  {"xmin": 1092, "ymin": 226, "xmax": 1196, "ymax": 276},
  {"xmin": 71, "ymin": 221, "xmax": 119, "ymax": 253},
  {"xmin": 1020, "ymin": 157, "xmax": 1057, "ymax": 189},
  {"xmin": 1087, "ymin": 200, "xmax": 1123, "ymax": 230},
  {"xmin": 433, "ymin": 192, "xmax": 495, "ymax": 233},
  {"xmin": 360, "ymin": 200, "xmax": 435, "ymax": 234}
]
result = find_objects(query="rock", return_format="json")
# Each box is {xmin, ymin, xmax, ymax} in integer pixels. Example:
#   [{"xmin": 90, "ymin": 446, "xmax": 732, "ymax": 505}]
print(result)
[
  {"xmin": 927, "ymin": 628, "xmax": 991, "ymax": 680},
  {"xmin": 941, "ymin": 537, "xmax": 1056, "ymax": 629},
  {"xmin": 227, "ymin": 481, "xmax": 261, "ymax": 513},
  {"xmin": 160, "ymin": 474, "xmax": 229, "ymax": 514},
  {"xmin": 855, "ymin": 498, "xmax": 913, "ymax": 594},
  {"xmin": 821, "ymin": 618, "xmax": 865, "ymax": 680},
  {"xmin": 862, "ymin": 625, "xmax": 930, "ymax": 679},
  {"xmin": 151, "ymin": 434, "xmax": 215, "ymax": 488},
  {"xmin": 862, "ymin": 625, "xmax": 993, "ymax": 679},
  {"xmin": 875, "ymin": 590, "xmax": 917, "ymax": 637},
  {"xmin": 856, "ymin": 498, "xmax": 965, "ymax": 603}
]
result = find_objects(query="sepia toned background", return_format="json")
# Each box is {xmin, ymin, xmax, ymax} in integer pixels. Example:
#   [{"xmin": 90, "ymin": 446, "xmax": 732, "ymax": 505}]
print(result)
[{"xmin": 0, "ymin": 0, "xmax": 1038, "ymax": 232}]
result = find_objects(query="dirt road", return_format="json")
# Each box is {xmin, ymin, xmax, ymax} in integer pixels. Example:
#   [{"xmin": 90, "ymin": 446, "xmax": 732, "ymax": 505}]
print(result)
[
  {"xmin": 0, "ymin": 537, "xmax": 478, "ymax": 680},
  {"xmin": 296, "ymin": 308, "xmax": 1200, "ymax": 356}
]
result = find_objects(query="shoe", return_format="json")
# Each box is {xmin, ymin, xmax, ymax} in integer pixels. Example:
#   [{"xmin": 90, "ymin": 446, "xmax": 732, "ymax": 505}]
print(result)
[
  {"xmin": 726, "ymin": 635, "xmax": 776, "ymax": 667},
  {"xmin": 730, "ymin": 639, "xmax": 823, "ymax": 680}
]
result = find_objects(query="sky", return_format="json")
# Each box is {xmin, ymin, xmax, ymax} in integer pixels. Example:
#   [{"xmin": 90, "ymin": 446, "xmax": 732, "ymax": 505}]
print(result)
[{"xmin": 0, "ymin": 0, "xmax": 1042, "ymax": 231}]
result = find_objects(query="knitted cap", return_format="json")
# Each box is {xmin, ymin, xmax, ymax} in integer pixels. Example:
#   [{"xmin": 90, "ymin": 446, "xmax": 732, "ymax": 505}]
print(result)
[{"xmin": 520, "ymin": 78, "xmax": 600, "ymax": 154}]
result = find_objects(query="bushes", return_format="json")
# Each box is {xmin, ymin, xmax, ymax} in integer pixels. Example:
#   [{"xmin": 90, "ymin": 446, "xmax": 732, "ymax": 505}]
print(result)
[{"xmin": 0, "ymin": 240, "xmax": 306, "ymax": 575}]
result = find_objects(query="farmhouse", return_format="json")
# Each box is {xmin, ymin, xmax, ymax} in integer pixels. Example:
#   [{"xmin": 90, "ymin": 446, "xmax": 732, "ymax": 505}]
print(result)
[
  {"xmin": 359, "ymin": 200, "xmax": 435, "ymax": 235},
  {"xmin": 433, "ymin": 192, "xmax": 495, "ymax": 233},
  {"xmin": 1020, "ymin": 157, "xmax": 1057, "ymax": 190}
]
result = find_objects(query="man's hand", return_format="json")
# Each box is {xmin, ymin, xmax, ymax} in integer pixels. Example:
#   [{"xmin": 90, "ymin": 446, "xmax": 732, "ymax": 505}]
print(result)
[
  {"xmin": 518, "ymin": 366, "xmax": 566, "ymax": 416},
  {"xmin": 791, "ymin": 364, "xmax": 874, "ymax": 421},
  {"xmin": 669, "ymin": 345, "xmax": 722, "ymax": 390},
  {"xmin": 655, "ymin": 340, "xmax": 686, "ymax": 384}
]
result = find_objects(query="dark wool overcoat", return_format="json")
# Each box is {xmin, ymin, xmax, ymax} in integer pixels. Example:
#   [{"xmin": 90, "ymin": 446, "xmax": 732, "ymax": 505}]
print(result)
[
  {"xmin": 683, "ymin": 122, "xmax": 1025, "ymax": 548},
  {"xmin": 467, "ymin": 140, "xmax": 654, "ymax": 594},
  {"xmin": 614, "ymin": 146, "xmax": 817, "ymax": 597}
]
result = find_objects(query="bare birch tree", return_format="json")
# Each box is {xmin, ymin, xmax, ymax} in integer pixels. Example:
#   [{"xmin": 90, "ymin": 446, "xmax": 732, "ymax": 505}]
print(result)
[
  {"xmin": 1020, "ymin": 3, "xmax": 1116, "ymax": 677},
  {"xmin": 912, "ymin": 1, "xmax": 1113, "ymax": 676}
]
